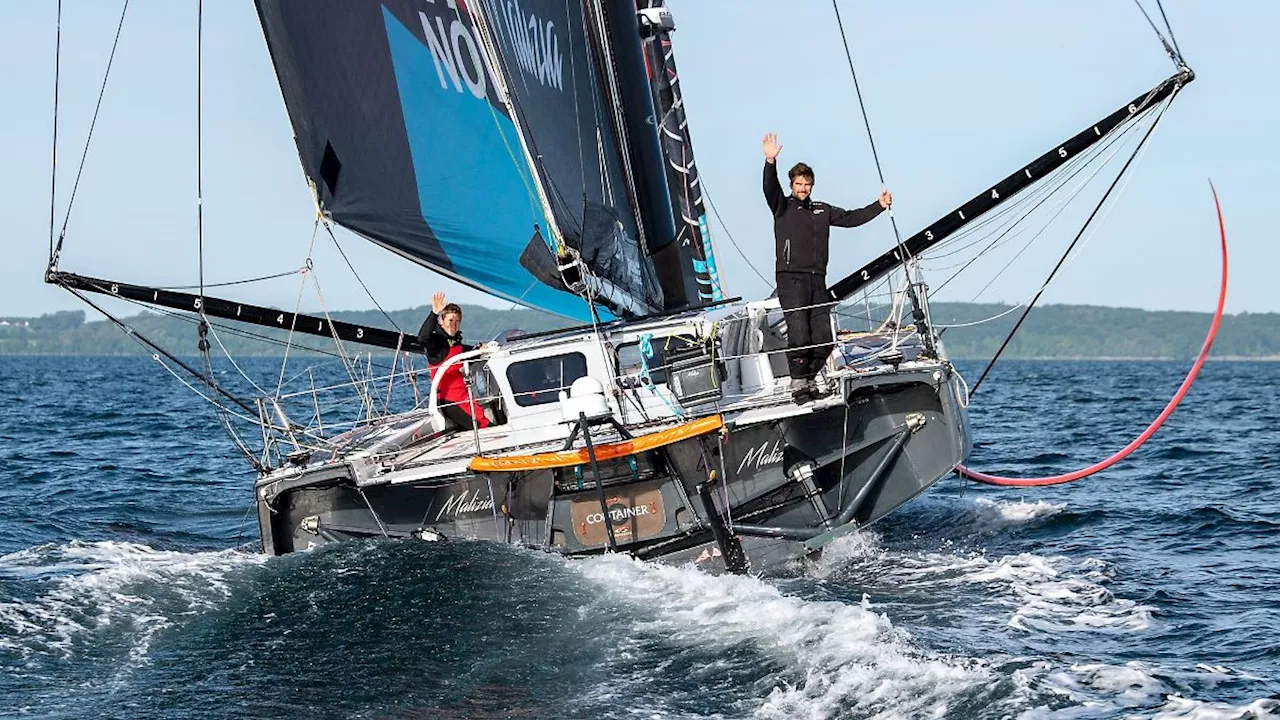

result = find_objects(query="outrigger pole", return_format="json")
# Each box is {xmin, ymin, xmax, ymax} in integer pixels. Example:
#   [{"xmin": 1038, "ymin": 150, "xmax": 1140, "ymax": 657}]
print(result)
[
  {"xmin": 828, "ymin": 66, "xmax": 1194, "ymax": 303},
  {"xmin": 45, "ymin": 269, "xmax": 424, "ymax": 354}
]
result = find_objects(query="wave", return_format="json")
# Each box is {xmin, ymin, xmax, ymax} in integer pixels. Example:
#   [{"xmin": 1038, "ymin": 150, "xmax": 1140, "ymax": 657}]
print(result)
[
  {"xmin": 0, "ymin": 540, "xmax": 264, "ymax": 674},
  {"xmin": 569, "ymin": 553, "xmax": 988, "ymax": 719}
]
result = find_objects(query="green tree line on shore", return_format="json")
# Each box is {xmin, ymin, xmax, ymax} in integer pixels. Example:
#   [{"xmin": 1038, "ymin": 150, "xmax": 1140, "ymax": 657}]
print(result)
[{"xmin": 1, "ymin": 303, "xmax": 1276, "ymax": 359}]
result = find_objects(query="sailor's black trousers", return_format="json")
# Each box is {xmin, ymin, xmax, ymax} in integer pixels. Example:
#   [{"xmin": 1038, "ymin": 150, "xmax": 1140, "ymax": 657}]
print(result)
[{"xmin": 777, "ymin": 271, "xmax": 834, "ymax": 380}]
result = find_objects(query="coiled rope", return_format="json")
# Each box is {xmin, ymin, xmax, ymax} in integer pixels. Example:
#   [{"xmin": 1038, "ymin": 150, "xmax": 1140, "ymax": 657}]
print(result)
[{"xmin": 956, "ymin": 184, "xmax": 1228, "ymax": 487}]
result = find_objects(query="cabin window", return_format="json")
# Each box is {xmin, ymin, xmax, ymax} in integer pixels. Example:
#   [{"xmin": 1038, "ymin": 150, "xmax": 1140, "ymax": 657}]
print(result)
[{"xmin": 506, "ymin": 353, "xmax": 588, "ymax": 407}]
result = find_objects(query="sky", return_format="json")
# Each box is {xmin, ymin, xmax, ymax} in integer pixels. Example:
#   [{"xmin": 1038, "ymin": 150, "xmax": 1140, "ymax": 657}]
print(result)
[{"xmin": 2, "ymin": 1, "xmax": 1275, "ymax": 320}]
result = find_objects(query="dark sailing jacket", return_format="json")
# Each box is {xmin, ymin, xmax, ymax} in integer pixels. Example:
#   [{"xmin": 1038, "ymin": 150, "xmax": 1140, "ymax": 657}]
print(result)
[
  {"xmin": 416, "ymin": 312, "xmax": 470, "ymax": 365},
  {"xmin": 763, "ymin": 161, "xmax": 884, "ymax": 276}
]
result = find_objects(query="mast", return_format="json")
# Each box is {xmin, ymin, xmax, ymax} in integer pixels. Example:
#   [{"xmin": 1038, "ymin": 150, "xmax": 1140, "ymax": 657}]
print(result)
[
  {"xmin": 829, "ymin": 67, "xmax": 1193, "ymax": 302},
  {"xmin": 636, "ymin": 2, "xmax": 724, "ymax": 304}
]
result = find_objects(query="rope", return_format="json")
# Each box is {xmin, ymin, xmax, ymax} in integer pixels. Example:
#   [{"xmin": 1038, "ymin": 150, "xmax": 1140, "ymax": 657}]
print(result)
[
  {"xmin": 967, "ymin": 95, "xmax": 1174, "ymax": 398},
  {"xmin": 925, "ymin": 116, "xmax": 1143, "ymax": 284},
  {"xmin": 1132, "ymin": 0, "xmax": 1182, "ymax": 66},
  {"xmin": 957, "ymin": 113, "xmax": 1158, "ymax": 305},
  {"xmin": 48, "ymin": 0, "xmax": 62, "ymax": 265},
  {"xmin": 957, "ymin": 184, "xmax": 1227, "ymax": 486},
  {"xmin": 274, "ymin": 221, "xmax": 323, "ymax": 398},
  {"xmin": 828, "ymin": 0, "xmax": 909, "ymax": 267},
  {"xmin": 67, "ymin": 287, "xmax": 256, "ymax": 416},
  {"xmin": 937, "ymin": 114, "xmax": 1164, "ymax": 330},
  {"xmin": 638, "ymin": 333, "xmax": 683, "ymax": 417},
  {"xmin": 155, "ymin": 268, "xmax": 303, "ymax": 290},
  {"xmin": 53, "ymin": 0, "xmax": 130, "ymax": 263},
  {"xmin": 1155, "ymin": 0, "xmax": 1184, "ymax": 61},
  {"xmin": 196, "ymin": 0, "xmax": 204, "ymax": 301},
  {"xmin": 702, "ymin": 182, "xmax": 773, "ymax": 290},
  {"xmin": 322, "ymin": 221, "xmax": 402, "ymax": 332}
]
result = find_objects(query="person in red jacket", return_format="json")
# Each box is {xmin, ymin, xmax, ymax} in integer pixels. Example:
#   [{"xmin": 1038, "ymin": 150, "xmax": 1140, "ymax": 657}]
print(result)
[{"xmin": 417, "ymin": 292, "xmax": 489, "ymax": 429}]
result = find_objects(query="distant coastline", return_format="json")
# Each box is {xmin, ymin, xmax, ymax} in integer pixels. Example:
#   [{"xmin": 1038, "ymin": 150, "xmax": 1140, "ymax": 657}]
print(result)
[{"xmin": 3, "ymin": 303, "xmax": 1277, "ymax": 360}]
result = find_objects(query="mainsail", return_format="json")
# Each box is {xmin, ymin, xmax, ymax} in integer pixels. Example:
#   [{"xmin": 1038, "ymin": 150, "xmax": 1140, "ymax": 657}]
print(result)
[{"xmin": 254, "ymin": 0, "xmax": 699, "ymax": 321}]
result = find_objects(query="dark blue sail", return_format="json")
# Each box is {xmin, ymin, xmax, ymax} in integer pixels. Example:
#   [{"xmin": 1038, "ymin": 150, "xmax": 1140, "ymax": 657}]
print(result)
[{"xmin": 255, "ymin": 0, "xmax": 684, "ymax": 320}]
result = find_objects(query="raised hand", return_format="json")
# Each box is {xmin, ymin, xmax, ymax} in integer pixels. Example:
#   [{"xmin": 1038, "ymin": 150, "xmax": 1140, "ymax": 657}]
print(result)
[
  {"xmin": 431, "ymin": 291, "xmax": 446, "ymax": 314},
  {"xmin": 879, "ymin": 188, "xmax": 893, "ymax": 209},
  {"xmin": 762, "ymin": 133, "xmax": 783, "ymax": 163}
]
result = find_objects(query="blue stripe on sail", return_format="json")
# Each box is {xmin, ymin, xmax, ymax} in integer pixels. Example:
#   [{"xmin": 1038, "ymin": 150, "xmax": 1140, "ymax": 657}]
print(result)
[{"xmin": 382, "ymin": 9, "xmax": 600, "ymax": 322}]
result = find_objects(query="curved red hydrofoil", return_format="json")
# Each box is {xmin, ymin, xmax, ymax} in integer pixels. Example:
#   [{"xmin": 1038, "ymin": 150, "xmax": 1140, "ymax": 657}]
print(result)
[{"xmin": 955, "ymin": 185, "xmax": 1229, "ymax": 487}]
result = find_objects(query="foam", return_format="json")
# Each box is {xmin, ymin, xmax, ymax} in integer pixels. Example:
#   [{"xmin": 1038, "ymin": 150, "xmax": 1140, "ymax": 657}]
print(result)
[
  {"xmin": 1152, "ymin": 696, "xmax": 1280, "ymax": 719},
  {"xmin": 572, "ymin": 554, "xmax": 985, "ymax": 718},
  {"xmin": 970, "ymin": 497, "xmax": 1067, "ymax": 526},
  {"xmin": 0, "ymin": 541, "xmax": 264, "ymax": 671},
  {"xmin": 1015, "ymin": 662, "xmax": 1280, "ymax": 719},
  {"xmin": 818, "ymin": 543, "xmax": 1152, "ymax": 635}
]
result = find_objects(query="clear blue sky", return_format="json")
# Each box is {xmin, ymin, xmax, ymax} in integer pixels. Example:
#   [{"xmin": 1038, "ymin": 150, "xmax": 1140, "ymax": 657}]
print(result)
[{"xmin": 2, "ymin": 1, "xmax": 1274, "ymax": 319}]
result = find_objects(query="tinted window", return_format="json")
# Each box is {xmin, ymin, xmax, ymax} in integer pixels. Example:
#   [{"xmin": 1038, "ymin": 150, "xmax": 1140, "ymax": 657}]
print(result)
[{"xmin": 506, "ymin": 353, "xmax": 588, "ymax": 407}]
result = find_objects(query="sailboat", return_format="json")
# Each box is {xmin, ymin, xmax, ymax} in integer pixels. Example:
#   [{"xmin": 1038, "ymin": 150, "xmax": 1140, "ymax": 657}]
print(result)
[{"xmin": 45, "ymin": 0, "xmax": 1194, "ymax": 573}]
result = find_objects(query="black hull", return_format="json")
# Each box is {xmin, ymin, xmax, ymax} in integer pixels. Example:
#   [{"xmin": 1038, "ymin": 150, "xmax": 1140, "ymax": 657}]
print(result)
[{"xmin": 256, "ymin": 369, "xmax": 970, "ymax": 573}]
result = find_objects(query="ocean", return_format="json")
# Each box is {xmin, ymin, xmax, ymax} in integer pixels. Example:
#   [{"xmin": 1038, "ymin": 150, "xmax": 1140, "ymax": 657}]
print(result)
[{"xmin": 1, "ymin": 356, "xmax": 1276, "ymax": 719}]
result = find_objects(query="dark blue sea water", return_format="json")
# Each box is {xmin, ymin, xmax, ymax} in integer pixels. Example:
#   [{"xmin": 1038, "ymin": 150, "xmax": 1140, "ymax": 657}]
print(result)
[{"xmin": 1, "ymin": 355, "xmax": 1277, "ymax": 719}]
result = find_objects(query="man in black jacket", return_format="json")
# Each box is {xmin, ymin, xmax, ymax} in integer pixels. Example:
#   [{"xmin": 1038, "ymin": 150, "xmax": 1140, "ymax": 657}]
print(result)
[{"xmin": 762, "ymin": 132, "xmax": 891, "ymax": 402}]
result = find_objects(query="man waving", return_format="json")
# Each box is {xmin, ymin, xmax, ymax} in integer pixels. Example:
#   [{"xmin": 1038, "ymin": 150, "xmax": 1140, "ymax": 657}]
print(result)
[{"xmin": 762, "ymin": 132, "xmax": 892, "ymax": 403}]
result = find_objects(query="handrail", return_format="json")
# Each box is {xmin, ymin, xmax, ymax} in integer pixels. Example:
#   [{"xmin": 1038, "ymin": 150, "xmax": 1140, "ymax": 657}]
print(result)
[{"xmin": 425, "ymin": 347, "xmax": 492, "ymax": 431}]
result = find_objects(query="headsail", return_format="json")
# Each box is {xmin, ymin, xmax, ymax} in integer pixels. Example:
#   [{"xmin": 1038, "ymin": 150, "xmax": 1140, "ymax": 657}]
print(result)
[{"xmin": 255, "ymin": 0, "xmax": 696, "ymax": 320}]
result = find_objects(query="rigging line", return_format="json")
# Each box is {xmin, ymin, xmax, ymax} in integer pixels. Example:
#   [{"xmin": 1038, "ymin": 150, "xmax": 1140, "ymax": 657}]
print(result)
[
  {"xmin": 1131, "ymin": 0, "xmax": 1180, "ymax": 66},
  {"xmin": 922, "ymin": 121, "xmax": 1137, "ymax": 266},
  {"xmin": 48, "ymin": 0, "xmax": 62, "ymax": 264},
  {"xmin": 66, "ymin": 287, "xmax": 256, "ymax": 415},
  {"xmin": 923, "ymin": 82, "xmax": 1162, "ymax": 273},
  {"xmin": 321, "ymin": 222, "xmax": 401, "ymax": 332},
  {"xmin": 54, "ymin": 0, "xmax": 130, "ymax": 258},
  {"xmin": 701, "ymin": 183, "xmax": 772, "ymax": 290},
  {"xmin": 829, "ymin": 0, "xmax": 909, "ymax": 264},
  {"xmin": 150, "ymin": 357, "xmax": 272, "ymax": 431},
  {"xmin": 204, "ymin": 322, "xmax": 271, "ymax": 398},
  {"xmin": 1154, "ymin": 0, "xmax": 1184, "ymax": 61},
  {"xmin": 200, "ymin": 345, "xmax": 264, "ymax": 472},
  {"xmin": 106, "ymin": 291, "xmax": 355, "ymax": 363},
  {"xmin": 478, "ymin": 277, "xmax": 541, "ymax": 343},
  {"xmin": 964, "ymin": 138, "xmax": 1138, "ymax": 303},
  {"xmin": 154, "ymin": 268, "xmax": 302, "ymax": 290},
  {"xmin": 928, "ymin": 86, "xmax": 1167, "ymax": 292},
  {"xmin": 55, "ymin": 270, "xmax": 343, "ymax": 358},
  {"xmin": 275, "ymin": 220, "xmax": 323, "ymax": 399},
  {"xmin": 196, "ymin": 0, "xmax": 205, "ymax": 301},
  {"xmin": 967, "ymin": 93, "xmax": 1175, "ymax": 398},
  {"xmin": 957, "ymin": 184, "xmax": 1226, "ymax": 487},
  {"xmin": 309, "ymin": 268, "xmax": 378, "ymax": 418},
  {"xmin": 933, "ymin": 110, "xmax": 1156, "ymax": 294}
]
